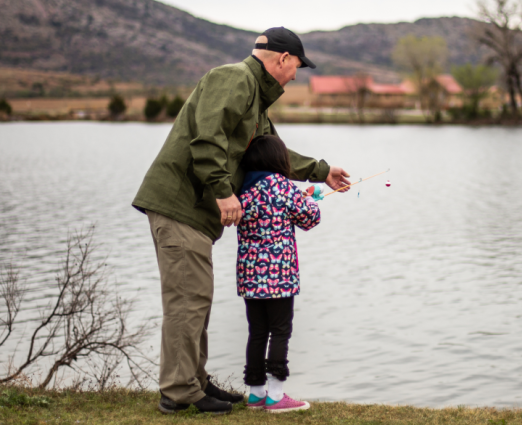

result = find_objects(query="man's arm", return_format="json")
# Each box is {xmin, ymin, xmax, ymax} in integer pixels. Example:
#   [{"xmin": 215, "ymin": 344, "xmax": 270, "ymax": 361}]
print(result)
[
  {"xmin": 190, "ymin": 67, "xmax": 253, "ymax": 200},
  {"xmin": 287, "ymin": 148, "xmax": 330, "ymax": 182},
  {"xmin": 190, "ymin": 68, "xmax": 254, "ymax": 226},
  {"xmin": 265, "ymin": 118, "xmax": 351, "ymax": 191}
]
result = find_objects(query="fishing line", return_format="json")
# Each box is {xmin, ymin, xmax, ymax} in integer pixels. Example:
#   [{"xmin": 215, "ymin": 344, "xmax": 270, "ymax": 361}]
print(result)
[{"xmin": 323, "ymin": 168, "xmax": 391, "ymax": 197}]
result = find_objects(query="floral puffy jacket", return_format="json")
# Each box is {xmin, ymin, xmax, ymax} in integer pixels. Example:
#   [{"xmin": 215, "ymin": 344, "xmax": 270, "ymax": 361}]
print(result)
[{"xmin": 236, "ymin": 173, "xmax": 321, "ymax": 299}]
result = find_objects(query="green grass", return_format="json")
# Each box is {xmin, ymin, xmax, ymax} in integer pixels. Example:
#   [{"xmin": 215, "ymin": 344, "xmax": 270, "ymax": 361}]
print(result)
[{"xmin": 1, "ymin": 386, "xmax": 521, "ymax": 425}]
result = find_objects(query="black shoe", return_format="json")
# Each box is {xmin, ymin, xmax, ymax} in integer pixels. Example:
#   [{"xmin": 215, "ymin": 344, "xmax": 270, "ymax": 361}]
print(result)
[
  {"xmin": 158, "ymin": 393, "xmax": 190, "ymax": 414},
  {"xmin": 193, "ymin": 395, "xmax": 233, "ymax": 415},
  {"xmin": 204, "ymin": 376, "xmax": 245, "ymax": 404}
]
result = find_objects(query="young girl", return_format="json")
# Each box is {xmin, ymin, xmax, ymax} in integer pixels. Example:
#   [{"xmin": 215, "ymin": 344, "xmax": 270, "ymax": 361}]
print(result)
[{"xmin": 237, "ymin": 134, "xmax": 321, "ymax": 413}]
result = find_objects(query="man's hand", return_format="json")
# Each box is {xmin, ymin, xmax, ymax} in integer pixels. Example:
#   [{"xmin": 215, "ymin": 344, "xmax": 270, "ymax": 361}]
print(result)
[
  {"xmin": 325, "ymin": 166, "xmax": 351, "ymax": 193},
  {"xmin": 216, "ymin": 194, "xmax": 242, "ymax": 227}
]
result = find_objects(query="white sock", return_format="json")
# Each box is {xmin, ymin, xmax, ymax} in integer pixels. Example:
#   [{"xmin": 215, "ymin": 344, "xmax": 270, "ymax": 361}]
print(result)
[
  {"xmin": 250, "ymin": 385, "xmax": 266, "ymax": 399},
  {"xmin": 267, "ymin": 373, "xmax": 284, "ymax": 401}
]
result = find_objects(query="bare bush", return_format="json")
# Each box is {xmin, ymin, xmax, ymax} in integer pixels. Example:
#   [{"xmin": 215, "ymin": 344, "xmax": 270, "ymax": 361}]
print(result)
[
  {"xmin": 352, "ymin": 73, "xmax": 371, "ymax": 123},
  {"xmin": 0, "ymin": 263, "xmax": 25, "ymax": 347},
  {"xmin": 379, "ymin": 108, "xmax": 398, "ymax": 124},
  {"xmin": 0, "ymin": 226, "xmax": 157, "ymax": 389}
]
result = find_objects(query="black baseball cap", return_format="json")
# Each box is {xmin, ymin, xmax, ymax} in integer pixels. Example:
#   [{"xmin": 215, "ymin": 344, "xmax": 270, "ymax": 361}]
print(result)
[{"xmin": 255, "ymin": 27, "xmax": 316, "ymax": 69}]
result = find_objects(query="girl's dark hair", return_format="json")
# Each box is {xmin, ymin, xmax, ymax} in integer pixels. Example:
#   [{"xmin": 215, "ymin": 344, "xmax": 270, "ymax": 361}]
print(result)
[{"xmin": 241, "ymin": 135, "xmax": 292, "ymax": 178}]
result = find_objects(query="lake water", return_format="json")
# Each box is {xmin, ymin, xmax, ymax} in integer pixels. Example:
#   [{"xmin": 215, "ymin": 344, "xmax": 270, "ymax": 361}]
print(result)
[{"xmin": 0, "ymin": 122, "xmax": 521, "ymax": 408}]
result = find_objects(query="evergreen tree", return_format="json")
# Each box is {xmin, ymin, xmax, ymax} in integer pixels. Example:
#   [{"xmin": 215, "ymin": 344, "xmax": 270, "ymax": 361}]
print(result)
[
  {"xmin": 166, "ymin": 95, "xmax": 185, "ymax": 118},
  {"xmin": 108, "ymin": 94, "xmax": 127, "ymax": 117},
  {"xmin": 144, "ymin": 98, "xmax": 163, "ymax": 120},
  {"xmin": 0, "ymin": 99, "xmax": 12, "ymax": 115}
]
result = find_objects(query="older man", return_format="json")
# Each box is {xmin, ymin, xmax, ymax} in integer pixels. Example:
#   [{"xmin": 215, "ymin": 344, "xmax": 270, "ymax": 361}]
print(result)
[{"xmin": 132, "ymin": 27, "xmax": 350, "ymax": 415}]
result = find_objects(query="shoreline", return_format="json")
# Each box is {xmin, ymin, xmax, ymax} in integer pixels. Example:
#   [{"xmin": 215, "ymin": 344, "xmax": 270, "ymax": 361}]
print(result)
[
  {"xmin": 1, "ymin": 386, "xmax": 521, "ymax": 424},
  {"xmin": 1, "ymin": 99, "xmax": 521, "ymax": 126},
  {"xmin": 1, "ymin": 115, "xmax": 522, "ymax": 126}
]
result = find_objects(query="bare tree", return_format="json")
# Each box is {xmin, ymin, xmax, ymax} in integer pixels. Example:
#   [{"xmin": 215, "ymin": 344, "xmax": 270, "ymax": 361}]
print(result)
[
  {"xmin": 353, "ymin": 73, "xmax": 370, "ymax": 123},
  {"xmin": 474, "ymin": 0, "xmax": 522, "ymax": 115},
  {"xmin": 0, "ymin": 263, "xmax": 25, "ymax": 347},
  {"xmin": 392, "ymin": 35, "xmax": 449, "ymax": 121},
  {"xmin": 0, "ymin": 226, "xmax": 157, "ymax": 389}
]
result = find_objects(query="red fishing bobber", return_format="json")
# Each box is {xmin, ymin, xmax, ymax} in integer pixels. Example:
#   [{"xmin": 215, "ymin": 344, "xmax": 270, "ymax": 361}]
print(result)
[{"xmin": 385, "ymin": 180, "xmax": 391, "ymax": 187}]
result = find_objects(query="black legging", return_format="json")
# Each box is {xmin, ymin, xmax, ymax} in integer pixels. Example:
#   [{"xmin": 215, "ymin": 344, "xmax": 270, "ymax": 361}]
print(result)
[{"xmin": 243, "ymin": 297, "xmax": 294, "ymax": 386}]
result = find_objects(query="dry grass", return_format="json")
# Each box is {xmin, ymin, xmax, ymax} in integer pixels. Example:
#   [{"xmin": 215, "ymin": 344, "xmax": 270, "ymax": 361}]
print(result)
[
  {"xmin": 268, "ymin": 107, "xmax": 428, "ymax": 124},
  {"xmin": 0, "ymin": 67, "xmax": 146, "ymax": 99},
  {"xmin": 7, "ymin": 97, "xmax": 148, "ymax": 116},
  {"xmin": 0, "ymin": 386, "xmax": 520, "ymax": 425}
]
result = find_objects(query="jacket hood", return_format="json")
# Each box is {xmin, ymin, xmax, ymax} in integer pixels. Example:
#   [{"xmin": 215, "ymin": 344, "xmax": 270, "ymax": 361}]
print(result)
[{"xmin": 244, "ymin": 56, "xmax": 285, "ymax": 113}]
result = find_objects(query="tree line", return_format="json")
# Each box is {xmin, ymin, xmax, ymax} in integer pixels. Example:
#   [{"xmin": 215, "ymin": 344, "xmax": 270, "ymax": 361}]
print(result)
[{"xmin": 107, "ymin": 93, "xmax": 186, "ymax": 120}]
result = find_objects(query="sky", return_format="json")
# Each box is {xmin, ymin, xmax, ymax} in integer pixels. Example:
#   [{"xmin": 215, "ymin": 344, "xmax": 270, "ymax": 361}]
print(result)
[{"xmin": 159, "ymin": 0, "xmax": 476, "ymax": 33}]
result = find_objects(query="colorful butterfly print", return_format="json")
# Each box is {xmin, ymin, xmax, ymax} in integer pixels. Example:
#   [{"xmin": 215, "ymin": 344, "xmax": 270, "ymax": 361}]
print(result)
[
  {"xmin": 273, "ymin": 241, "xmax": 283, "ymax": 251},
  {"xmin": 236, "ymin": 173, "xmax": 321, "ymax": 299},
  {"xmin": 269, "ymin": 264, "xmax": 280, "ymax": 275},
  {"xmin": 258, "ymin": 253, "xmax": 269, "ymax": 263},
  {"xmin": 269, "ymin": 253, "xmax": 282, "ymax": 263},
  {"xmin": 256, "ymin": 284, "xmax": 269, "ymax": 294},
  {"xmin": 244, "ymin": 289, "xmax": 256, "ymax": 298},
  {"xmin": 259, "ymin": 218, "xmax": 270, "ymax": 227},
  {"xmin": 255, "ymin": 265, "xmax": 267, "ymax": 275},
  {"xmin": 280, "ymin": 288, "xmax": 293, "ymax": 297},
  {"xmin": 272, "ymin": 207, "xmax": 285, "ymax": 217}
]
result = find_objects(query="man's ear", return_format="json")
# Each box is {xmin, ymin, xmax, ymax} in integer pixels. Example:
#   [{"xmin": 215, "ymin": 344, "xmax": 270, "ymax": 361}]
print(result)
[{"xmin": 279, "ymin": 52, "xmax": 290, "ymax": 67}]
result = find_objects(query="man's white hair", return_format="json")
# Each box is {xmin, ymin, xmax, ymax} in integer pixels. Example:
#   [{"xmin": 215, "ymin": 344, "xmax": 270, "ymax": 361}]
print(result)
[{"xmin": 252, "ymin": 35, "xmax": 282, "ymax": 62}]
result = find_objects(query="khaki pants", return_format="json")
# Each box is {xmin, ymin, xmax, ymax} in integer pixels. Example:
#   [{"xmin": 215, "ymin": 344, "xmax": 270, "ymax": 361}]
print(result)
[{"xmin": 147, "ymin": 211, "xmax": 214, "ymax": 404}]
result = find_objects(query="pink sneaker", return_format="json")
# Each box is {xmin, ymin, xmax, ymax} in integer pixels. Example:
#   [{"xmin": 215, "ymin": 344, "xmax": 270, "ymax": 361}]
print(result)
[
  {"xmin": 246, "ymin": 394, "xmax": 266, "ymax": 410},
  {"xmin": 264, "ymin": 394, "xmax": 310, "ymax": 413}
]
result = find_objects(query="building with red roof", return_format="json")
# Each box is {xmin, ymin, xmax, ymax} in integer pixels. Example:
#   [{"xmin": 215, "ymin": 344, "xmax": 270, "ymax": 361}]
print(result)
[{"xmin": 308, "ymin": 74, "xmax": 464, "ymax": 109}]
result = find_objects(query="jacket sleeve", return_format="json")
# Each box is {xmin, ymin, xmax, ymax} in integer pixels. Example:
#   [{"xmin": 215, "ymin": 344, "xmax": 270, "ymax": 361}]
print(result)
[
  {"xmin": 288, "ymin": 149, "xmax": 330, "ymax": 182},
  {"xmin": 263, "ymin": 117, "xmax": 330, "ymax": 182},
  {"xmin": 190, "ymin": 67, "xmax": 254, "ymax": 199},
  {"xmin": 286, "ymin": 181, "xmax": 321, "ymax": 231}
]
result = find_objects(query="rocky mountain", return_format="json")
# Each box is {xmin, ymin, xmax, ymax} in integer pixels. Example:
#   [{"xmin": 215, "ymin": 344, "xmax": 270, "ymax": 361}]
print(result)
[
  {"xmin": 0, "ymin": 0, "xmax": 486, "ymax": 86},
  {"xmin": 0, "ymin": 0, "xmax": 258, "ymax": 85},
  {"xmin": 301, "ymin": 17, "xmax": 486, "ymax": 72}
]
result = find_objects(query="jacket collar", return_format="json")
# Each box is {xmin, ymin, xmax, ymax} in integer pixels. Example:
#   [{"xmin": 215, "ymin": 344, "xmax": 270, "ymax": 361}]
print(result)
[
  {"xmin": 240, "ymin": 171, "xmax": 274, "ymax": 196},
  {"xmin": 244, "ymin": 55, "xmax": 285, "ymax": 113}
]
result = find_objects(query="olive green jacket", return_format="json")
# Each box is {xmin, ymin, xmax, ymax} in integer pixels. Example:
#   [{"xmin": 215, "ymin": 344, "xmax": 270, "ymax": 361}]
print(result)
[{"xmin": 132, "ymin": 56, "xmax": 330, "ymax": 242}]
